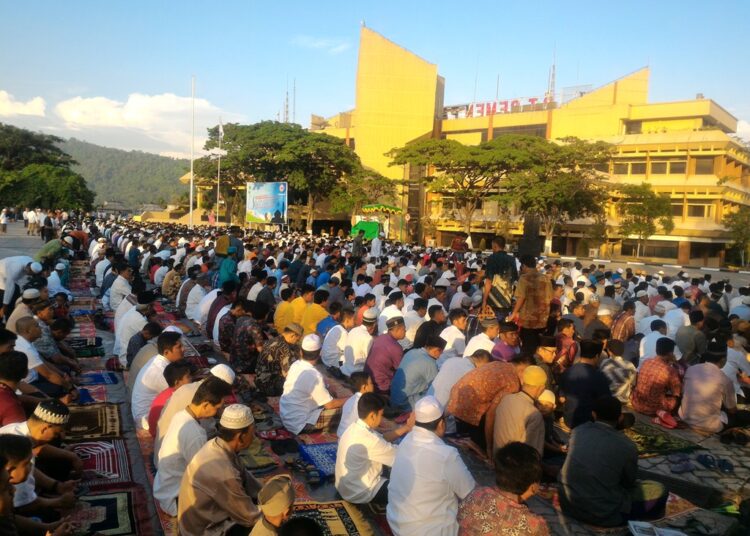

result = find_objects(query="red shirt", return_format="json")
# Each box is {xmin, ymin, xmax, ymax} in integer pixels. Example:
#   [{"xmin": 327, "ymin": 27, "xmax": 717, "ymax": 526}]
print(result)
[
  {"xmin": 0, "ymin": 384, "xmax": 26, "ymax": 427},
  {"xmin": 148, "ymin": 386, "xmax": 176, "ymax": 437}
]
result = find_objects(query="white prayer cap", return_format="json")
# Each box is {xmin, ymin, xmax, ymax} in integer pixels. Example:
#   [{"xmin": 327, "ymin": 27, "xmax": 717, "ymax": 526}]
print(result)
[
  {"xmin": 597, "ymin": 307, "xmax": 612, "ymax": 316},
  {"xmin": 301, "ymin": 334, "xmax": 321, "ymax": 352},
  {"xmin": 33, "ymin": 399, "xmax": 70, "ymax": 425},
  {"xmin": 362, "ymin": 308, "xmax": 378, "ymax": 324},
  {"xmin": 654, "ymin": 303, "xmax": 667, "ymax": 314},
  {"xmin": 576, "ymin": 276, "xmax": 588, "ymax": 285},
  {"xmin": 414, "ymin": 395, "xmax": 443, "ymax": 424},
  {"xmin": 617, "ymin": 268, "xmax": 624, "ymax": 274},
  {"xmin": 55, "ymin": 263, "xmax": 65, "ymax": 271},
  {"xmin": 538, "ymin": 390, "xmax": 556, "ymax": 407},
  {"xmin": 163, "ymin": 325, "xmax": 183, "ymax": 334},
  {"xmin": 97, "ymin": 237, "xmax": 106, "ymax": 243},
  {"xmin": 63, "ymin": 236, "xmax": 74, "ymax": 245},
  {"xmin": 636, "ymin": 290, "xmax": 648, "ymax": 298},
  {"xmin": 219, "ymin": 404, "xmax": 254, "ymax": 429},
  {"xmin": 210, "ymin": 364, "xmax": 236, "ymax": 385},
  {"xmin": 435, "ymin": 278, "xmax": 450, "ymax": 288},
  {"xmin": 22, "ymin": 289, "xmax": 40, "ymax": 300},
  {"xmin": 29, "ymin": 262, "xmax": 43, "ymax": 274}
]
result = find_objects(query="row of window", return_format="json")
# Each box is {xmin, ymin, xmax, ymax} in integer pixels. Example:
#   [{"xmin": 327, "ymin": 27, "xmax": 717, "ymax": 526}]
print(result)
[{"xmin": 603, "ymin": 157, "xmax": 715, "ymax": 176}]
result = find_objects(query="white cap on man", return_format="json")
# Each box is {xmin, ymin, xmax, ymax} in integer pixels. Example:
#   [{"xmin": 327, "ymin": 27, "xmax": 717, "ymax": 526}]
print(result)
[
  {"xmin": 210, "ymin": 364, "xmax": 235, "ymax": 385},
  {"xmin": 414, "ymin": 396, "xmax": 443, "ymax": 424}
]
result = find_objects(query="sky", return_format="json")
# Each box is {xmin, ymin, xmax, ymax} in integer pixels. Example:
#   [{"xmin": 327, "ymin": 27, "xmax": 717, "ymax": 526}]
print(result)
[{"xmin": 1, "ymin": 0, "xmax": 749, "ymax": 158}]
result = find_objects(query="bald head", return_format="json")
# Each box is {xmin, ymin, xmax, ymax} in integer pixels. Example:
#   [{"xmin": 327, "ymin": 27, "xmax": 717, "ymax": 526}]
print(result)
[{"xmin": 16, "ymin": 317, "xmax": 41, "ymax": 339}]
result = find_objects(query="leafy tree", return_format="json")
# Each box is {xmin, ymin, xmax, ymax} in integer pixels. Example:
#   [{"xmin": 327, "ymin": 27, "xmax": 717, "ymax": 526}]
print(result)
[
  {"xmin": 0, "ymin": 123, "xmax": 72, "ymax": 171},
  {"xmin": 495, "ymin": 137, "xmax": 612, "ymax": 253},
  {"xmin": 616, "ymin": 182, "xmax": 674, "ymax": 257},
  {"xmin": 388, "ymin": 135, "xmax": 538, "ymax": 235},
  {"xmin": 0, "ymin": 164, "xmax": 95, "ymax": 210},
  {"xmin": 329, "ymin": 167, "xmax": 395, "ymax": 225},
  {"xmin": 724, "ymin": 206, "xmax": 750, "ymax": 266}
]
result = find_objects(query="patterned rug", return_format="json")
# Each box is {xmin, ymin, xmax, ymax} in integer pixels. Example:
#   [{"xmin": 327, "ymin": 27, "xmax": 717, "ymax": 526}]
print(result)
[
  {"xmin": 77, "ymin": 385, "xmax": 108, "ymax": 404},
  {"xmin": 625, "ymin": 421, "xmax": 703, "ymax": 458},
  {"xmin": 298, "ymin": 431, "xmax": 339, "ymax": 445},
  {"xmin": 78, "ymin": 357, "xmax": 105, "ymax": 372},
  {"xmin": 298, "ymin": 442, "xmax": 337, "ymax": 479},
  {"xmin": 79, "ymin": 371, "xmax": 120, "ymax": 385},
  {"xmin": 68, "ymin": 336, "xmax": 103, "ymax": 348},
  {"xmin": 67, "ymin": 484, "xmax": 155, "ymax": 536},
  {"xmin": 292, "ymin": 500, "xmax": 374, "ymax": 536},
  {"xmin": 66, "ymin": 403, "xmax": 122, "ymax": 440},
  {"xmin": 72, "ymin": 439, "xmax": 133, "ymax": 488}
]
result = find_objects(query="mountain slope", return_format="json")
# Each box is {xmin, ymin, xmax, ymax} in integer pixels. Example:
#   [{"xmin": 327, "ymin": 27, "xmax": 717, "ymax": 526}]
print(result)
[{"xmin": 57, "ymin": 138, "xmax": 189, "ymax": 208}]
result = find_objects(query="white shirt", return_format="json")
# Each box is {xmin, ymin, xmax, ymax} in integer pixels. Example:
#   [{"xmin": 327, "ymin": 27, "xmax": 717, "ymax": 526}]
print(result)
[
  {"xmin": 637, "ymin": 314, "xmax": 661, "ymax": 336},
  {"xmin": 664, "ymin": 308, "xmax": 689, "ymax": 339},
  {"xmin": 212, "ymin": 305, "xmax": 231, "ymax": 343},
  {"xmin": 378, "ymin": 304, "xmax": 403, "ymax": 335},
  {"xmin": 321, "ymin": 324, "xmax": 348, "ymax": 368},
  {"xmin": 0, "ymin": 421, "xmax": 37, "ymax": 507},
  {"xmin": 247, "ymin": 282, "xmax": 264, "ymax": 302},
  {"xmin": 437, "ymin": 325, "xmax": 466, "ymax": 368},
  {"xmin": 448, "ymin": 292, "xmax": 467, "ymax": 311},
  {"xmin": 335, "ymin": 419, "xmax": 396, "ymax": 503},
  {"xmin": 131, "ymin": 354, "xmax": 170, "ymax": 428},
  {"xmin": 428, "ymin": 357, "xmax": 475, "ymax": 408},
  {"xmin": 634, "ymin": 300, "xmax": 651, "ymax": 326},
  {"xmin": 109, "ymin": 275, "xmax": 132, "ymax": 312},
  {"xmin": 113, "ymin": 297, "xmax": 136, "ymax": 344},
  {"xmin": 342, "ymin": 325, "xmax": 374, "ymax": 376},
  {"xmin": 463, "ymin": 332, "xmax": 495, "ymax": 357},
  {"xmin": 115, "ymin": 307, "xmax": 146, "ymax": 364},
  {"xmin": 337, "ymin": 392, "xmax": 361, "ymax": 437},
  {"xmin": 722, "ymin": 346, "xmax": 750, "ymax": 396},
  {"xmin": 280, "ymin": 359, "xmax": 333, "ymax": 434},
  {"xmin": 186, "ymin": 285, "xmax": 208, "ymax": 322},
  {"xmin": 403, "ymin": 309, "xmax": 425, "ymax": 350},
  {"xmin": 15, "ymin": 335, "xmax": 43, "ymax": 383},
  {"xmin": 153, "ymin": 409, "xmax": 207, "ymax": 516},
  {"xmin": 370, "ymin": 237, "xmax": 382, "ymax": 258},
  {"xmin": 0, "ymin": 256, "xmax": 33, "ymax": 303},
  {"xmin": 196, "ymin": 288, "xmax": 219, "ymax": 326},
  {"xmin": 94, "ymin": 258, "xmax": 111, "ymax": 288},
  {"xmin": 387, "ymin": 427, "xmax": 475, "ymax": 536},
  {"xmin": 153, "ymin": 265, "xmax": 169, "ymax": 287},
  {"xmin": 638, "ymin": 332, "xmax": 681, "ymax": 369}
]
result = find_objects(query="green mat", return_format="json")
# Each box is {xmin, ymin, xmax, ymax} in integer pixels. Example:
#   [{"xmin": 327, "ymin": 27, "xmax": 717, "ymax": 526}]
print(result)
[{"xmin": 625, "ymin": 421, "xmax": 703, "ymax": 458}]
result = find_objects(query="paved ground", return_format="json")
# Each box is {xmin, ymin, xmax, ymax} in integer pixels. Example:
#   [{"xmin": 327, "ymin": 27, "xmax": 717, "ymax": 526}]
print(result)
[{"xmin": 0, "ymin": 221, "xmax": 50, "ymax": 257}]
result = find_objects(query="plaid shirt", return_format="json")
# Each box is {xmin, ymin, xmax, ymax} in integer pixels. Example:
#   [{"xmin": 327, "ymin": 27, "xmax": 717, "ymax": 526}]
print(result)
[{"xmin": 630, "ymin": 357, "xmax": 681, "ymax": 415}]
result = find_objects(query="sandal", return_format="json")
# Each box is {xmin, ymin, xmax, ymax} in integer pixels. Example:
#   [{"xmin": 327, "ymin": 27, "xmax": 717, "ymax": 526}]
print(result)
[
  {"xmin": 717, "ymin": 458, "xmax": 735, "ymax": 474},
  {"xmin": 667, "ymin": 453, "xmax": 689, "ymax": 464},
  {"xmin": 696, "ymin": 454, "xmax": 717, "ymax": 469},
  {"xmin": 670, "ymin": 461, "xmax": 695, "ymax": 474},
  {"xmin": 257, "ymin": 429, "xmax": 294, "ymax": 441}
]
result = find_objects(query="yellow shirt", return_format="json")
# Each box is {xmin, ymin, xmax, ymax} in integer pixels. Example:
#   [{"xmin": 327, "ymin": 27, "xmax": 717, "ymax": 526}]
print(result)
[
  {"xmin": 274, "ymin": 300, "xmax": 295, "ymax": 332},
  {"xmin": 290, "ymin": 297, "xmax": 308, "ymax": 324},
  {"xmin": 301, "ymin": 303, "xmax": 328, "ymax": 335}
]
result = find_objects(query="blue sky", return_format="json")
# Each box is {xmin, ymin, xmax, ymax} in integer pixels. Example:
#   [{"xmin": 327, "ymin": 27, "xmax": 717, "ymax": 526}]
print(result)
[{"xmin": 1, "ymin": 0, "xmax": 748, "ymax": 157}]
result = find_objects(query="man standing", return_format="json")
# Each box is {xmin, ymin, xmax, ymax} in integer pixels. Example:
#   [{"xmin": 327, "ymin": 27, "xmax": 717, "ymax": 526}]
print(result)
[
  {"xmin": 0, "ymin": 257, "xmax": 41, "ymax": 320},
  {"xmin": 387, "ymin": 396, "xmax": 475, "ymax": 536},
  {"xmin": 508, "ymin": 255, "xmax": 552, "ymax": 353},
  {"xmin": 482, "ymin": 236, "xmax": 518, "ymax": 313}
]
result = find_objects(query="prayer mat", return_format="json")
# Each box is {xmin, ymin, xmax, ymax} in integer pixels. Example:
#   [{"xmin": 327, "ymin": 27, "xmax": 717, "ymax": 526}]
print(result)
[
  {"xmin": 298, "ymin": 442, "xmax": 337, "ymax": 479},
  {"xmin": 292, "ymin": 501, "xmax": 374, "ymax": 536},
  {"xmin": 77, "ymin": 385, "xmax": 108, "ymax": 404},
  {"xmin": 135, "ymin": 429, "xmax": 157, "ymax": 479},
  {"xmin": 297, "ymin": 431, "xmax": 339, "ymax": 445},
  {"xmin": 79, "ymin": 371, "xmax": 120, "ymax": 385},
  {"xmin": 67, "ymin": 336, "xmax": 103, "ymax": 348},
  {"xmin": 185, "ymin": 355, "xmax": 210, "ymax": 370},
  {"xmin": 68, "ymin": 484, "xmax": 155, "ymax": 536},
  {"xmin": 66, "ymin": 403, "xmax": 122, "ymax": 440},
  {"xmin": 240, "ymin": 437, "xmax": 281, "ymax": 475},
  {"xmin": 74, "ymin": 346, "xmax": 106, "ymax": 358},
  {"xmin": 72, "ymin": 439, "xmax": 133, "ymax": 488},
  {"xmin": 363, "ymin": 503, "xmax": 392, "ymax": 536},
  {"xmin": 78, "ymin": 357, "xmax": 105, "ymax": 372},
  {"xmin": 625, "ymin": 421, "xmax": 703, "ymax": 458}
]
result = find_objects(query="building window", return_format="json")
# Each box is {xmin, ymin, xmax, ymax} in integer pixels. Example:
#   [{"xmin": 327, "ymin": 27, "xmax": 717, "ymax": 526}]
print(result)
[
  {"xmin": 613, "ymin": 163, "xmax": 629, "ymax": 175},
  {"xmin": 671, "ymin": 204, "xmax": 683, "ymax": 217},
  {"xmin": 686, "ymin": 202, "xmax": 714, "ymax": 219},
  {"xmin": 625, "ymin": 121, "xmax": 642, "ymax": 134},
  {"xmin": 651, "ymin": 161, "xmax": 668, "ymax": 174},
  {"xmin": 669, "ymin": 161, "xmax": 687, "ymax": 174},
  {"xmin": 630, "ymin": 162, "xmax": 647, "ymax": 175},
  {"xmin": 492, "ymin": 124, "xmax": 547, "ymax": 138},
  {"xmin": 695, "ymin": 157, "xmax": 714, "ymax": 175}
]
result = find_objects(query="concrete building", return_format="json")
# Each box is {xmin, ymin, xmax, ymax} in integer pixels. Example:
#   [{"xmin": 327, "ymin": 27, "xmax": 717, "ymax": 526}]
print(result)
[{"xmin": 313, "ymin": 27, "xmax": 750, "ymax": 266}]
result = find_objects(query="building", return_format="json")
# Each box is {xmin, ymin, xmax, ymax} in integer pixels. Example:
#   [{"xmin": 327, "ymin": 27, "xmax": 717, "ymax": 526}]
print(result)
[{"xmin": 313, "ymin": 26, "xmax": 750, "ymax": 266}]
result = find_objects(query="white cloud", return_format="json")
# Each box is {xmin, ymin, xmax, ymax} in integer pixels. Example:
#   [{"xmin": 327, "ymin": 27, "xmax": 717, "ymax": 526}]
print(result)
[
  {"xmin": 291, "ymin": 35, "xmax": 350, "ymax": 55},
  {"xmin": 0, "ymin": 90, "xmax": 45, "ymax": 117},
  {"xmin": 738, "ymin": 119, "xmax": 750, "ymax": 143},
  {"xmin": 54, "ymin": 92, "xmax": 241, "ymax": 156}
]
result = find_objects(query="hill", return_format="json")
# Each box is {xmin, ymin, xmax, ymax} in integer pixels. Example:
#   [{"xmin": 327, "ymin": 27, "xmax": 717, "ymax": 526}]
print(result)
[{"xmin": 57, "ymin": 138, "xmax": 189, "ymax": 208}]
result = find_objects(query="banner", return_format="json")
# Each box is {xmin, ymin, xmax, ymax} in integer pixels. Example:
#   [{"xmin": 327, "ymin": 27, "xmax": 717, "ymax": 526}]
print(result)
[{"xmin": 246, "ymin": 181, "xmax": 287, "ymax": 224}]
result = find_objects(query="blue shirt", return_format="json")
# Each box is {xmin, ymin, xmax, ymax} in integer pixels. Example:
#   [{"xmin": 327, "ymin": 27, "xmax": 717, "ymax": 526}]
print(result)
[
  {"xmin": 316, "ymin": 316, "xmax": 338, "ymax": 339},
  {"xmin": 390, "ymin": 348, "xmax": 438, "ymax": 411},
  {"xmin": 316, "ymin": 271, "xmax": 331, "ymax": 288},
  {"xmin": 730, "ymin": 304, "xmax": 750, "ymax": 321}
]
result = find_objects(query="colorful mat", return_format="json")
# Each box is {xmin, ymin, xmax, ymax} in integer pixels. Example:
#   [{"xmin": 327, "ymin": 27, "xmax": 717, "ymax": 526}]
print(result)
[
  {"xmin": 298, "ymin": 442, "xmax": 337, "ymax": 479},
  {"xmin": 292, "ymin": 500, "xmax": 374, "ymax": 536},
  {"xmin": 66, "ymin": 403, "xmax": 122, "ymax": 440},
  {"xmin": 297, "ymin": 431, "xmax": 339, "ymax": 445},
  {"xmin": 68, "ymin": 336, "xmax": 103, "ymax": 348},
  {"xmin": 79, "ymin": 371, "xmax": 120, "ymax": 385},
  {"xmin": 135, "ymin": 429, "xmax": 177, "ymax": 535},
  {"xmin": 77, "ymin": 385, "xmax": 108, "ymax": 404},
  {"xmin": 78, "ymin": 357, "xmax": 105, "ymax": 372},
  {"xmin": 625, "ymin": 421, "xmax": 703, "ymax": 458},
  {"xmin": 72, "ymin": 439, "xmax": 133, "ymax": 487},
  {"xmin": 68, "ymin": 484, "xmax": 154, "ymax": 536}
]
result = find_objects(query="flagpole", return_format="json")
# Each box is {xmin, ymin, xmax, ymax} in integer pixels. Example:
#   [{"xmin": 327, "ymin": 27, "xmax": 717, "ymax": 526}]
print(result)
[
  {"xmin": 216, "ymin": 119, "xmax": 222, "ymax": 229},
  {"xmin": 189, "ymin": 76, "xmax": 195, "ymax": 229}
]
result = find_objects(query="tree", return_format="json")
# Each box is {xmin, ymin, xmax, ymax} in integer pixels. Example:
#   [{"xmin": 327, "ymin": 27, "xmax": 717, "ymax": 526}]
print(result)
[
  {"xmin": 388, "ymin": 135, "xmax": 538, "ymax": 235},
  {"xmin": 495, "ymin": 137, "xmax": 612, "ymax": 253},
  {"xmin": 329, "ymin": 167, "xmax": 396, "ymax": 225},
  {"xmin": 0, "ymin": 164, "xmax": 95, "ymax": 210},
  {"xmin": 616, "ymin": 182, "xmax": 674, "ymax": 257},
  {"xmin": 0, "ymin": 123, "xmax": 72, "ymax": 172},
  {"xmin": 724, "ymin": 206, "xmax": 750, "ymax": 266}
]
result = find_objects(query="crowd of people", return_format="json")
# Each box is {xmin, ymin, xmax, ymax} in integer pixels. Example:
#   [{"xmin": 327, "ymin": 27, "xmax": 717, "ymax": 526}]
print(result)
[{"xmin": 0, "ymin": 214, "xmax": 747, "ymax": 535}]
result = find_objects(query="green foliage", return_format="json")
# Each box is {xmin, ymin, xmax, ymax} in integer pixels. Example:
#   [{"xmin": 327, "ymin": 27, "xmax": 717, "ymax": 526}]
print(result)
[
  {"xmin": 723, "ymin": 206, "xmax": 750, "ymax": 266},
  {"xmin": 0, "ymin": 164, "xmax": 95, "ymax": 210},
  {"xmin": 58, "ymin": 138, "xmax": 188, "ymax": 208},
  {"xmin": 0, "ymin": 123, "xmax": 72, "ymax": 172},
  {"xmin": 616, "ymin": 182, "xmax": 674, "ymax": 256},
  {"xmin": 329, "ymin": 168, "xmax": 395, "ymax": 218}
]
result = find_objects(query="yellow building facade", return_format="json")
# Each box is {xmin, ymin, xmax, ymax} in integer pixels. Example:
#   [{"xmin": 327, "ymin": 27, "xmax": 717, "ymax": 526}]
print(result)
[{"xmin": 313, "ymin": 27, "xmax": 750, "ymax": 266}]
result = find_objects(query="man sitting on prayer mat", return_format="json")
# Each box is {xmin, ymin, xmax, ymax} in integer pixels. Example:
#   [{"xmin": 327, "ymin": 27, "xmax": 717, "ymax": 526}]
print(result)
[
  {"xmin": 492, "ymin": 365, "xmax": 548, "ymax": 456},
  {"xmin": 154, "ymin": 376, "xmax": 233, "ymax": 516},
  {"xmin": 630, "ymin": 337, "xmax": 682, "ymax": 417},
  {"xmin": 251, "ymin": 474, "xmax": 295, "ymax": 535},
  {"xmin": 560, "ymin": 396, "xmax": 668, "ymax": 527},
  {"xmin": 114, "ymin": 290, "xmax": 157, "ymax": 367},
  {"xmin": 336, "ymin": 372, "xmax": 373, "ymax": 437},
  {"xmin": 364, "ymin": 316, "xmax": 405, "ymax": 395},
  {"xmin": 390, "ymin": 335, "xmax": 446, "ymax": 411},
  {"xmin": 387, "ymin": 396, "xmax": 475, "ymax": 536},
  {"xmin": 559, "ymin": 339, "xmax": 612, "ymax": 429},
  {"xmin": 131, "ymin": 331, "xmax": 185, "ymax": 430},
  {"xmin": 255, "ymin": 322, "xmax": 303, "ymax": 397},
  {"xmin": 126, "ymin": 321, "xmax": 162, "ymax": 367},
  {"xmin": 335, "ymin": 392, "xmax": 415, "ymax": 505},
  {"xmin": 280, "ymin": 334, "xmax": 349, "ymax": 435},
  {"xmin": 0, "ymin": 400, "xmax": 81, "ymax": 533},
  {"xmin": 147, "ymin": 361, "xmax": 193, "ymax": 438},
  {"xmin": 178, "ymin": 404, "xmax": 263, "ymax": 536}
]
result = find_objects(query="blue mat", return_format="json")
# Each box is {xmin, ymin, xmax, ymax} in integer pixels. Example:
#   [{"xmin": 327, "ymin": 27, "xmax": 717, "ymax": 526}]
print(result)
[
  {"xmin": 78, "ymin": 371, "xmax": 119, "ymax": 386},
  {"xmin": 298, "ymin": 442, "xmax": 337, "ymax": 479}
]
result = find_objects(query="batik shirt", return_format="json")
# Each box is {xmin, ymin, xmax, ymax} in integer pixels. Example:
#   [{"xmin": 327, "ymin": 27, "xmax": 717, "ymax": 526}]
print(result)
[
  {"xmin": 230, "ymin": 316, "xmax": 266, "ymax": 373},
  {"xmin": 458, "ymin": 486, "xmax": 550, "ymax": 536},
  {"xmin": 255, "ymin": 336, "xmax": 301, "ymax": 395}
]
